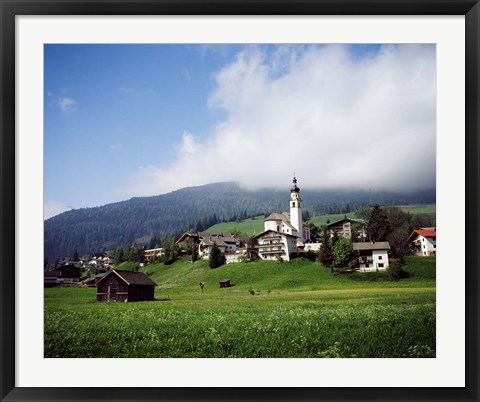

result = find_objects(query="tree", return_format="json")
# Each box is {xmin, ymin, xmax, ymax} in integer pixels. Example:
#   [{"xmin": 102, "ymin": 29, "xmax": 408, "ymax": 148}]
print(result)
[
  {"xmin": 331, "ymin": 237, "xmax": 355, "ymax": 268},
  {"xmin": 308, "ymin": 222, "xmax": 321, "ymax": 241},
  {"xmin": 209, "ymin": 241, "xmax": 225, "ymax": 268},
  {"xmin": 365, "ymin": 205, "xmax": 391, "ymax": 242},
  {"xmin": 245, "ymin": 236, "xmax": 259, "ymax": 262},
  {"xmin": 113, "ymin": 247, "xmax": 124, "ymax": 264},
  {"xmin": 126, "ymin": 245, "xmax": 141, "ymax": 262},
  {"xmin": 319, "ymin": 231, "xmax": 333, "ymax": 270},
  {"xmin": 383, "ymin": 206, "xmax": 410, "ymax": 231},
  {"xmin": 355, "ymin": 205, "xmax": 372, "ymax": 221},
  {"xmin": 186, "ymin": 239, "xmax": 199, "ymax": 262},
  {"xmin": 387, "ymin": 227, "xmax": 412, "ymax": 263},
  {"xmin": 162, "ymin": 235, "xmax": 179, "ymax": 265},
  {"xmin": 70, "ymin": 249, "xmax": 79, "ymax": 262},
  {"xmin": 410, "ymin": 214, "xmax": 435, "ymax": 231}
]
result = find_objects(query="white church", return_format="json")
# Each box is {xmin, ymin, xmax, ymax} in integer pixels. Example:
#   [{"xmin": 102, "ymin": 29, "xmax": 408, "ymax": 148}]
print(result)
[{"xmin": 252, "ymin": 176, "xmax": 312, "ymax": 261}]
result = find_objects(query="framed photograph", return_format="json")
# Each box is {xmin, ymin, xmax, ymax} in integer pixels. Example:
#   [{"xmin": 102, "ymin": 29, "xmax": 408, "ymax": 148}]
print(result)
[{"xmin": 1, "ymin": 1, "xmax": 479, "ymax": 401}]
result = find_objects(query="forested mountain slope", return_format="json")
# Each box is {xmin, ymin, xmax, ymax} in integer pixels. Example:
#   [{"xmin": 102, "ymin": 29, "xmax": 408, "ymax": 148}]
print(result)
[{"xmin": 44, "ymin": 182, "xmax": 435, "ymax": 262}]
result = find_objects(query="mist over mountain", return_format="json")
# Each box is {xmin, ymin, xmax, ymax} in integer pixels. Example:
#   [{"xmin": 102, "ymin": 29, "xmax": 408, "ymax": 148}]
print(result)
[{"xmin": 44, "ymin": 182, "xmax": 435, "ymax": 263}]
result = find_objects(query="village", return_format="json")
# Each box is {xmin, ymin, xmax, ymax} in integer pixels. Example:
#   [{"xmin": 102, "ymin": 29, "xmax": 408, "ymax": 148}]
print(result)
[{"xmin": 44, "ymin": 176, "xmax": 436, "ymax": 303}]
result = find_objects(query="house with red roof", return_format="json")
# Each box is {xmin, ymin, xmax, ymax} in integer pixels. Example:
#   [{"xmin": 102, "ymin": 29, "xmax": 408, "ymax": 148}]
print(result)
[{"xmin": 407, "ymin": 228, "xmax": 436, "ymax": 256}]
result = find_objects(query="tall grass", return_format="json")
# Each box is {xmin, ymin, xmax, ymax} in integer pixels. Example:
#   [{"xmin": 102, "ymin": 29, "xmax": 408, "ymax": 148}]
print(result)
[{"xmin": 44, "ymin": 257, "xmax": 436, "ymax": 358}]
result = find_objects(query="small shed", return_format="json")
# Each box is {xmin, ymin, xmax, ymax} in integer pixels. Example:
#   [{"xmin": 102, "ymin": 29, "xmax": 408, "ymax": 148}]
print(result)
[
  {"xmin": 96, "ymin": 270, "xmax": 157, "ymax": 302},
  {"xmin": 219, "ymin": 279, "xmax": 231, "ymax": 288}
]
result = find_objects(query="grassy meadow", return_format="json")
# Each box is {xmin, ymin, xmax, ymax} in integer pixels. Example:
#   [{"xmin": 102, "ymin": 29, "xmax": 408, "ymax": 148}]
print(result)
[{"xmin": 44, "ymin": 257, "xmax": 436, "ymax": 358}]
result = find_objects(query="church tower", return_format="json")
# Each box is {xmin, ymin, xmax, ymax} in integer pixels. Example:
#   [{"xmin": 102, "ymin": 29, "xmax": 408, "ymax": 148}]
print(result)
[{"xmin": 290, "ymin": 175, "xmax": 303, "ymax": 239}]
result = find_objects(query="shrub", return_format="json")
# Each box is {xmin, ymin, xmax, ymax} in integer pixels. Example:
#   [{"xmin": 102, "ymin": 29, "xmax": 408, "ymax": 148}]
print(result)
[{"xmin": 387, "ymin": 262, "xmax": 411, "ymax": 281}]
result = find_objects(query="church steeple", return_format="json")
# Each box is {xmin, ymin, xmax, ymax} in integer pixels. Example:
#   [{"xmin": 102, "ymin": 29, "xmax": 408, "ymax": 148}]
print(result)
[
  {"xmin": 291, "ymin": 174, "xmax": 300, "ymax": 194},
  {"xmin": 290, "ymin": 174, "xmax": 302, "ymax": 238}
]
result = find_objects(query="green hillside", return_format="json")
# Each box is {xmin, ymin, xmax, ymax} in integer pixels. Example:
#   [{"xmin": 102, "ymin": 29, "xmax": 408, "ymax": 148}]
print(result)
[
  {"xmin": 206, "ymin": 203, "xmax": 436, "ymax": 236},
  {"xmin": 307, "ymin": 212, "xmax": 356, "ymax": 227},
  {"xmin": 118, "ymin": 256, "xmax": 435, "ymax": 296},
  {"xmin": 396, "ymin": 203, "xmax": 436, "ymax": 215},
  {"xmin": 206, "ymin": 215, "xmax": 265, "ymax": 237}
]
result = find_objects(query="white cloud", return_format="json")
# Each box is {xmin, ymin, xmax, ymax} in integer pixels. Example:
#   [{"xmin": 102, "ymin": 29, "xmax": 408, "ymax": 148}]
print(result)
[
  {"xmin": 44, "ymin": 201, "xmax": 72, "ymax": 220},
  {"xmin": 123, "ymin": 44, "xmax": 436, "ymax": 197},
  {"xmin": 57, "ymin": 96, "xmax": 77, "ymax": 112}
]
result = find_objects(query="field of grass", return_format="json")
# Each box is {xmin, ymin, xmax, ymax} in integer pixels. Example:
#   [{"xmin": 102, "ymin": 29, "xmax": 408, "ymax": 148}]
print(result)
[
  {"xmin": 207, "ymin": 215, "xmax": 265, "ymax": 237},
  {"xmin": 307, "ymin": 212, "xmax": 356, "ymax": 228},
  {"xmin": 395, "ymin": 204, "xmax": 436, "ymax": 215},
  {"xmin": 45, "ymin": 257, "xmax": 436, "ymax": 358}
]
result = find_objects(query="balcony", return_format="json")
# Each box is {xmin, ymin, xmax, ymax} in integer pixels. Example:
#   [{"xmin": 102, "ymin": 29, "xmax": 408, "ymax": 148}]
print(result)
[{"xmin": 260, "ymin": 250, "xmax": 284, "ymax": 255}]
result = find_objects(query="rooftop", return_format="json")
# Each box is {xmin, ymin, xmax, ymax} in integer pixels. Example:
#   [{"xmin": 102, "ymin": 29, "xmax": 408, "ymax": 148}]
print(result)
[{"xmin": 352, "ymin": 241, "xmax": 391, "ymax": 251}]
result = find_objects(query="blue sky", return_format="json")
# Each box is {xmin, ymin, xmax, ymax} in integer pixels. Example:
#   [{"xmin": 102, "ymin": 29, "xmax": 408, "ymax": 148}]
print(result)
[{"xmin": 44, "ymin": 44, "xmax": 435, "ymax": 219}]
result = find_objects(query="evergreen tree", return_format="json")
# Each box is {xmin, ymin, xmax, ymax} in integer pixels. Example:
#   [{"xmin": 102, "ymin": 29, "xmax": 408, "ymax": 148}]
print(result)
[
  {"xmin": 308, "ymin": 222, "xmax": 321, "ymax": 241},
  {"xmin": 387, "ymin": 227, "xmax": 412, "ymax": 263},
  {"xmin": 209, "ymin": 241, "xmax": 225, "ymax": 269},
  {"xmin": 355, "ymin": 205, "xmax": 372, "ymax": 221},
  {"xmin": 113, "ymin": 247, "xmax": 124, "ymax": 264},
  {"xmin": 162, "ymin": 236, "xmax": 179, "ymax": 265},
  {"xmin": 70, "ymin": 249, "xmax": 79, "ymax": 261},
  {"xmin": 365, "ymin": 205, "xmax": 391, "ymax": 242},
  {"xmin": 319, "ymin": 232, "xmax": 333, "ymax": 270}
]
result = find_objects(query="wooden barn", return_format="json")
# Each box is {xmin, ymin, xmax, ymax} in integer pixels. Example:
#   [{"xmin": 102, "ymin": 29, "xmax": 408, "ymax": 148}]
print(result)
[
  {"xmin": 96, "ymin": 270, "xmax": 157, "ymax": 302},
  {"xmin": 219, "ymin": 279, "xmax": 231, "ymax": 288}
]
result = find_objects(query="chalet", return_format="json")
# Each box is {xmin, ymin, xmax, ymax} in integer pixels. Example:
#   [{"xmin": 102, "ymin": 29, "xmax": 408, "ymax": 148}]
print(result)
[
  {"xmin": 144, "ymin": 247, "xmax": 163, "ymax": 262},
  {"xmin": 96, "ymin": 270, "xmax": 157, "ymax": 302},
  {"xmin": 56, "ymin": 264, "xmax": 81, "ymax": 283},
  {"xmin": 407, "ymin": 228, "xmax": 436, "ymax": 256},
  {"xmin": 352, "ymin": 241, "xmax": 390, "ymax": 271},
  {"xmin": 327, "ymin": 218, "xmax": 366, "ymax": 240},
  {"xmin": 176, "ymin": 232, "xmax": 240, "ymax": 261},
  {"xmin": 252, "ymin": 229, "xmax": 298, "ymax": 261}
]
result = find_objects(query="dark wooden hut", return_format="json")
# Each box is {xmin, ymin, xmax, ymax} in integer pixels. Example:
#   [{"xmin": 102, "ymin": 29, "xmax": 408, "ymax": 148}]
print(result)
[
  {"xmin": 219, "ymin": 279, "xmax": 231, "ymax": 288},
  {"xmin": 96, "ymin": 270, "xmax": 157, "ymax": 302}
]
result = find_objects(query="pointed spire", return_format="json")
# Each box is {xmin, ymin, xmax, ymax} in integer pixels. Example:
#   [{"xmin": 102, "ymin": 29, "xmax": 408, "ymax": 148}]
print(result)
[{"xmin": 291, "ymin": 173, "xmax": 300, "ymax": 193}]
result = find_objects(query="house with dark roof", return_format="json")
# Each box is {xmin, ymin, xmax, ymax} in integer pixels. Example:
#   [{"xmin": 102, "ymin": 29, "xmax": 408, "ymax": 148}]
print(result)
[
  {"xmin": 44, "ymin": 270, "xmax": 62, "ymax": 287},
  {"xmin": 352, "ymin": 241, "xmax": 391, "ymax": 271},
  {"xmin": 96, "ymin": 270, "xmax": 157, "ymax": 302},
  {"xmin": 407, "ymin": 228, "xmax": 436, "ymax": 256},
  {"xmin": 176, "ymin": 232, "xmax": 240, "ymax": 261},
  {"xmin": 327, "ymin": 217, "xmax": 366, "ymax": 240}
]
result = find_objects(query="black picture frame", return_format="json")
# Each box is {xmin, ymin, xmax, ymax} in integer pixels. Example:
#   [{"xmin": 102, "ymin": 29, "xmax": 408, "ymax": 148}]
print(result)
[{"xmin": 1, "ymin": 1, "xmax": 479, "ymax": 401}]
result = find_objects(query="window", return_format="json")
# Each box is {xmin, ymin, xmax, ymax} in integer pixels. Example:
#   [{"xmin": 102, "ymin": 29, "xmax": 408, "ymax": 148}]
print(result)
[
  {"xmin": 378, "ymin": 263, "xmax": 384, "ymax": 268},
  {"xmin": 292, "ymin": 202, "xmax": 295, "ymax": 207},
  {"xmin": 365, "ymin": 264, "xmax": 369, "ymax": 268},
  {"xmin": 378, "ymin": 256, "xmax": 382, "ymax": 260}
]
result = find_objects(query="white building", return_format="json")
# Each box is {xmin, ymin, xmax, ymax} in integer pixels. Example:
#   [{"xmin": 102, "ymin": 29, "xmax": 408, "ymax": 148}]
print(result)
[
  {"xmin": 407, "ymin": 228, "xmax": 436, "ymax": 256},
  {"xmin": 352, "ymin": 241, "xmax": 390, "ymax": 271},
  {"xmin": 263, "ymin": 176, "xmax": 311, "ymax": 243},
  {"xmin": 252, "ymin": 230, "xmax": 298, "ymax": 261}
]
